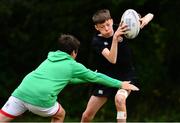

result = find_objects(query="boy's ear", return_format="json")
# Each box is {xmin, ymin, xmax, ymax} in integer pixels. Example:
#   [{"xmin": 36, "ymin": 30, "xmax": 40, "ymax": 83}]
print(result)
[
  {"xmin": 95, "ymin": 25, "xmax": 99, "ymax": 31},
  {"xmin": 71, "ymin": 50, "xmax": 77, "ymax": 59}
]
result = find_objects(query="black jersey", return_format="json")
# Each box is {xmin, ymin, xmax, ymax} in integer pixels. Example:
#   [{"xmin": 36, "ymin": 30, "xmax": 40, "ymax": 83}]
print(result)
[{"xmin": 91, "ymin": 35, "xmax": 136, "ymax": 81}]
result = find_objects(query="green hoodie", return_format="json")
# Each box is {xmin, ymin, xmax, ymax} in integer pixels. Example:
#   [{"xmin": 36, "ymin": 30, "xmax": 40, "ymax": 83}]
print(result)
[{"xmin": 12, "ymin": 51, "xmax": 122, "ymax": 108}]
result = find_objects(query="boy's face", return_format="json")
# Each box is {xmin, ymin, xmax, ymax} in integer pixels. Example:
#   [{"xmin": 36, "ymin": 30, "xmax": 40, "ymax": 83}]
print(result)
[{"xmin": 95, "ymin": 19, "xmax": 114, "ymax": 38}]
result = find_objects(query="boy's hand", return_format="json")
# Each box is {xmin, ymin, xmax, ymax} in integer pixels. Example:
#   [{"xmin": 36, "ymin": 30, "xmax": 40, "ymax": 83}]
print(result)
[
  {"xmin": 121, "ymin": 81, "xmax": 139, "ymax": 91},
  {"xmin": 113, "ymin": 23, "xmax": 129, "ymax": 42},
  {"xmin": 139, "ymin": 13, "xmax": 154, "ymax": 29}
]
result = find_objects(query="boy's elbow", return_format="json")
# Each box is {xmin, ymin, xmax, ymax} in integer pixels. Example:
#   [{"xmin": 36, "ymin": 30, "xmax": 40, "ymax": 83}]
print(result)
[
  {"xmin": 111, "ymin": 61, "xmax": 116, "ymax": 64},
  {"xmin": 109, "ymin": 59, "xmax": 117, "ymax": 64}
]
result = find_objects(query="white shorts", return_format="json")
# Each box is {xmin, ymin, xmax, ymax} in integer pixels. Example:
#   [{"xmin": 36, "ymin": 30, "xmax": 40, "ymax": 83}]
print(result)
[{"xmin": 0, "ymin": 96, "xmax": 60, "ymax": 118}]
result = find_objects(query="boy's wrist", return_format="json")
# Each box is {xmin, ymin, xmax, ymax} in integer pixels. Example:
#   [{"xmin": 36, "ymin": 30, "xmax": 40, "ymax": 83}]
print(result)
[{"xmin": 113, "ymin": 36, "xmax": 123, "ymax": 43}]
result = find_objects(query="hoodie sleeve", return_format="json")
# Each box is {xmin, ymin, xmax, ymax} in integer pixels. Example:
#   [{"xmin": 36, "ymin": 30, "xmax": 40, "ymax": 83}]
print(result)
[
  {"xmin": 69, "ymin": 78, "xmax": 86, "ymax": 84},
  {"xmin": 70, "ymin": 61, "xmax": 122, "ymax": 88}
]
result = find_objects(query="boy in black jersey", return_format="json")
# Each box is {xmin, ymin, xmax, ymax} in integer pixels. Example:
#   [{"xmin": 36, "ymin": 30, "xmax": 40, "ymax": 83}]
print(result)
[{"xmin": 81, "ymin": 9, "xmax": 154, "ymax": 123}]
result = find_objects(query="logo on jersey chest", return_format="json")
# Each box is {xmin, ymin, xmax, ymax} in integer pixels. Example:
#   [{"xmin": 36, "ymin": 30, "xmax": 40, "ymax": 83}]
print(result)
[{"xmin": 104, "ymin": 41, "xmax": 109, "ymax": 46}]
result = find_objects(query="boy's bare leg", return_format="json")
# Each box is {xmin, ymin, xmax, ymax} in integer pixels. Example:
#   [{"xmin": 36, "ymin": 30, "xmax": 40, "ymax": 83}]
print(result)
[
  {"xmin": 51, "ymin": 105, "xmax": 66, "ymax": 123},
  {"xmin": 115, "ymin": 89, "xmax": 130, "ymax": 123},
  {"xmin": 0, "ymin": 111, "xmax": 14, "ymax": 122},
  {"xmin": 81, "ymin": 95, "xmax": 107, "ymax": 122}
]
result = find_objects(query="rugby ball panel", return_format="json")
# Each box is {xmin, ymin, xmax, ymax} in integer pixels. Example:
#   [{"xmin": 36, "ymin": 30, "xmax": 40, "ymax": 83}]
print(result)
[{"xmin": 121, "ymin": 9, "xmax": 140, "ymax": 39}]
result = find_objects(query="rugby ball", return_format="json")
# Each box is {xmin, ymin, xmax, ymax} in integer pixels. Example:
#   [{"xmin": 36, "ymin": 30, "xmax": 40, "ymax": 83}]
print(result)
[{"xmin": 121, "ymin": 9, "xmax": 140, "ymax": 39}]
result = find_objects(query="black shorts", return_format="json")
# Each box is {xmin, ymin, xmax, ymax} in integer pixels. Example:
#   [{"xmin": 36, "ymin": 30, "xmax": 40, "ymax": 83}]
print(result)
[
  {"xmin": 90, "ymin": 78, "xmax": 138, "ymax": 99},
  {"xmin": 91, "ymin": 84, "xmax": 118, "ymax": 98}
]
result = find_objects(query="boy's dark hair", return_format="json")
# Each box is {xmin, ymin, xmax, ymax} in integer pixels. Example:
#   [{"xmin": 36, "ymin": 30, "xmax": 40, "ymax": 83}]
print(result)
[
  {"xmin": 92, "ymin": 9, "xmax": 111, "ymax": 24},
  {"xmin": 58, "ymin": 34, "xmax": 80, "ymax": 54}
]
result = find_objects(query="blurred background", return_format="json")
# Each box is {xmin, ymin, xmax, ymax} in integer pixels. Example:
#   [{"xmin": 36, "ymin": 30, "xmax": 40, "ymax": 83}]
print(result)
[{"xmin": 0, "ymin": 0, "xmax": 180, "ymax": 122}]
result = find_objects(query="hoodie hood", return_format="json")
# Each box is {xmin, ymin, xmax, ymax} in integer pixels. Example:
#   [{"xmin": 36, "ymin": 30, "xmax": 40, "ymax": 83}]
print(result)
[{"xmin": 47, "ymin": 50, "xmax": 73, "ymax": 62}]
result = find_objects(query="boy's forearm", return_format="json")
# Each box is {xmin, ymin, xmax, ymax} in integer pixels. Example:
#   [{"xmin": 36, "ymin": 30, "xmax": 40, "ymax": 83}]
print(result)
[{"xmin": 144, "ymin": 13, "xmax": 154, "ymax": 23}]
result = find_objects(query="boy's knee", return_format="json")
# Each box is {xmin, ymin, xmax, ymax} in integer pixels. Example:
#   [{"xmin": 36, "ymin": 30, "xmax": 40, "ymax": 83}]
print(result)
[
  {"xmin": 115, "ymin": 94, "xmax": 126, "ymax": 105},
  {"xmin": 115, "ymin": 89, "xmax": 128, "ymax": 104}
]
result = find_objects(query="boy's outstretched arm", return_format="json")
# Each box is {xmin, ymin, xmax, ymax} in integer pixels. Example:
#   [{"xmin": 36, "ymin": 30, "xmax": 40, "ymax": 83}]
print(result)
[{"xmin": 140, "ymin": 13, "xmax": 154, "ymax": 29}]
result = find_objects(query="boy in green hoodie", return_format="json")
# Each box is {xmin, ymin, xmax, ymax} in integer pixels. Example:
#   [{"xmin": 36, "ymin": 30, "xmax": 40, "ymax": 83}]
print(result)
[{"xmin": 0, "ymin": 34, "xmax": 139, "ymax": 122}]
